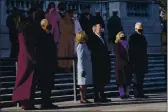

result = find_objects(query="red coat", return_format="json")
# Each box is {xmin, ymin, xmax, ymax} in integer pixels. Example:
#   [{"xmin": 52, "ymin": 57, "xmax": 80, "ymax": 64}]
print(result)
[{"xmin": 12, "ymin": 33, "xmax": 36, "ymax": 103}]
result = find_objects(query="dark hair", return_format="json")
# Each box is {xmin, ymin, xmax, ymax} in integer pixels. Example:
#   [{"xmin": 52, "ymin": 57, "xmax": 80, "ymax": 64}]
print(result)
[
  {"xmin": 113, "ymin": 11, "xmax": 118, "ymax": 15},
  {"xmin": 46, "ymin": 2, "xmax": 55, "ymax": 13},
  {"xmin": 58, "ymin": 2, "xmax": 65, "ymax": 11}
]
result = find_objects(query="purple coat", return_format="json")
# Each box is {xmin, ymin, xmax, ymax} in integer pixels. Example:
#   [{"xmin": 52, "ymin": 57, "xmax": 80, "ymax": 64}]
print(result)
[{"xmin": 12, "ymin": 33, "xmax": 36, "ymax": 103}]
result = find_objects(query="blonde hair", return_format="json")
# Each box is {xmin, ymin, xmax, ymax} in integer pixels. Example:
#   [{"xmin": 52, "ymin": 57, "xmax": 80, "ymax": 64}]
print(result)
[
  {"xmin": 75, "ymin": 31, "xmax": 87, "ymax": 44},
  {"xmin": 115, "ymin": 31, "xmax": 125, "ymax": 43}
]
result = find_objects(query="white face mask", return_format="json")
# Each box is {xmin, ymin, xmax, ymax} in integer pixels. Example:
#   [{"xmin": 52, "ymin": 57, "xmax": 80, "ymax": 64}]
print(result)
[{"xmin": 73, "ymin": 14, "xmax": 78, "ymax": 18}]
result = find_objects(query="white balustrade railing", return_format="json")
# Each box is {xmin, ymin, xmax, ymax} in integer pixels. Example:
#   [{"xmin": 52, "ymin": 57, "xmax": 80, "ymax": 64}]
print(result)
[{"xmin": 4, "ymin": 0, "xmax": 109, "ymax": 20}]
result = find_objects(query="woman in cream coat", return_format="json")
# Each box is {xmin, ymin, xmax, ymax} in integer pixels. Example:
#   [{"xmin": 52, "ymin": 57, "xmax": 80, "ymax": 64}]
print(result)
[{"xmin": 76, "ymin": 31, "xmax": 92, "ymax": 103}]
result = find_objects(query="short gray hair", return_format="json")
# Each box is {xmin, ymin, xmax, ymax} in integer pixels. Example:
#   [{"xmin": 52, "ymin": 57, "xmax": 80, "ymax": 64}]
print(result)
[
  {"xmin": 92, "ymin": 25, "xmax": 96, "ymax": 32},
  {"xmin": 41, "ymin": 19, "xmax": 48, "ymax": 27},
  {"xmin": 135, "ymin": 22, "xmax": 143, "ymax": 29}
]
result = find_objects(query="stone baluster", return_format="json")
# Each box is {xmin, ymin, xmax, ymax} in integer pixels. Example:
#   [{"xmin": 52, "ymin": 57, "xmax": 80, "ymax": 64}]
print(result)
[
  {"xmin": 23, "ymin": 1, "xmax": 28, "ymax": 12},
  {"xmin": 78, "ymin": 3, "xmax": 81, "ymax": 14},
  {"xmin": 18, "ymin": 1, "xmax": 22, "ymax": 10},
  {"xmin": 13, "ymin": 0, "xmax": 16, "ymax": 8},
  {"xmin": 0, "ymin": 0, "xmax": 7, "ymax": 26},
  {"xmin": 8, "ymin": 0, "xmax": 12, "ymax": 11}
]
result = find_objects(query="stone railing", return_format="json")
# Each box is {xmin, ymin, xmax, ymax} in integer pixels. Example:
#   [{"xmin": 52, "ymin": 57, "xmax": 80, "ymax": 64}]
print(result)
[
  {"xmin": 4, "ymin": 0, "xmax": 109, "ymax": 20},
  {"xmin": 126, "ymin": 2, "xmax": 149, "ymax": 17}
]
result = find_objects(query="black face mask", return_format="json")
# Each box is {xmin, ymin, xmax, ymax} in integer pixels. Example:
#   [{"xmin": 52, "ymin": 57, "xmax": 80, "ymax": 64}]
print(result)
[
  {"xmin": 47, "ymin": 24, "xmax": 52, "ymax": 30},
  {"xmin": 121, "ymin": 37, "xmax": 125, "ymax": 40},
  {"xmin": 137, "ymin": 29, "xmax": 143, "ymax": 33}
]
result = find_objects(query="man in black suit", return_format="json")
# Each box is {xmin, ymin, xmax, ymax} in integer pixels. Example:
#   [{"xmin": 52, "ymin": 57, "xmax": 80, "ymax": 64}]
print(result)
[
  {"xmin": 6, "ymin": 8, "xmax": 19, "ymax": 59},
  {"xmin": 128, "ymin": 22, "xmax": 148, "ymax": 98},
  {"xmin": 88, "ymin": 23, "xmax": 111, "ymax": 103},
  {"xmin": 79, "ymin": 6, "xmax": 94, "ymax": 37},
  {"xmin": 35, "ymin": 19, "xmax": 58, "ymax": 109},
  {"xmin": 107, "ymin": 11, "xmax": 123, "ymax": 52},
  {"xmin": 93, "ymin": 10, "xmax": 105, "ymax": 39}
]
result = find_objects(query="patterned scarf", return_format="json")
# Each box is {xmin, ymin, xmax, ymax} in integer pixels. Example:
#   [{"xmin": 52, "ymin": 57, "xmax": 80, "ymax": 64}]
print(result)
[{"xmin": 119, "ymin": 40, "xmax": 128, "ymax": 49}]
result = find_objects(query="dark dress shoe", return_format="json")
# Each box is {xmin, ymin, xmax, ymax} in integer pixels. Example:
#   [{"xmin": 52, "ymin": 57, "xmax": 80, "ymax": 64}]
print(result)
[
  {"xmin": 94, "ymin": 98, "xmax": 102, "ymax": 103},
  {"xmin": 134, "ymin": 95, "xmax": 149, "ymax": 99},
  {"xmin": 101, "ymin": 98, "xmax": 111, "ymax": 103},
  {"xmin": 41, "ymin": 103, "xmax": 59, "ymax": 109},
  {"xmin": 120, "ymin": 95, "xmax": 126, "ymax": 99},
  {"xmin": 120, "ymin": 95, "xmax": 132, "ymax": 99},
  {"xmin": 125, "ymin": 95, "xmax": 132, "ymax": 99},
  {"xmin": 80, "ymin": 100, "xmax": 92, "ymax": 104}
]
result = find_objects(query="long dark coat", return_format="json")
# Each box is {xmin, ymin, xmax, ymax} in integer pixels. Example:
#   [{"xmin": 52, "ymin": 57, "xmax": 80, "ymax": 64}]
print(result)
[
  {"xmin": 12, "ymin": 22, "xmax": 36, "ymax": 103},
  {"xmin": 88, "ymin": 33, "xmax": 111, "ymax": 85},
  {"xmin": 6, "ymin": 15, "xmax": 19, "ymax": 58},
  {"xmin": 35, "ymin": 29, "xmax": 57, "ymax": 81},
  {"xmin": 107, "ymin": 15, "xmax": 123, "ymax": 43},
  {"xmin": 114, "ymin": 43, "xmax": 132, "ymax": 86},
  {"xmin": 79, "ymin": 13, "xmax": 94, "ymax": 35},
  {"xmin": 128, "ymin": 32, "xmax": 148, "ymax": 74}
]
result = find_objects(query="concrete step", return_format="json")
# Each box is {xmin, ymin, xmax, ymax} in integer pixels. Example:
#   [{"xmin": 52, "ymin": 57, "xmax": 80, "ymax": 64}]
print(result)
[
  {"xmin": 0, "ymin": 54, "xmax": 166, "ymax": 108},
  {"xmin": 0, "ymin": 73, "xmax": 165, "ymax": 83}
]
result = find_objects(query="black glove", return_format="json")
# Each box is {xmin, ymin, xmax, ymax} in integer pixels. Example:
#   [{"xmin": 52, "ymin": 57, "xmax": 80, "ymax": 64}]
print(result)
[{"xmin": 81, "ymin": 71, "xmax": 86, "ymax": 78}]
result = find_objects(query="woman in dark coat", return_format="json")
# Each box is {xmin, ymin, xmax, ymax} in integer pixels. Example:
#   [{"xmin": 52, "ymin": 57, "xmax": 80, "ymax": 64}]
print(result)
[
  {"xmin": 114, "ymin": 31, "xmax": 132, "ymax": 99},
  {"xmin": 12, "ymin": 15, "xmax": 36, "ymax": 109}
]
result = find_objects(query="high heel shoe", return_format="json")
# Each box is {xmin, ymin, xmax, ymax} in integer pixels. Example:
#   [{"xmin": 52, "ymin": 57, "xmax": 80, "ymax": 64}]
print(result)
[
  {"xmin": 80, "ymin": 99, "xmax": 92, "ymax": 104},
  {"xmin": 21, "ymin": 105, "xmax": 37, "ymax": 110}
]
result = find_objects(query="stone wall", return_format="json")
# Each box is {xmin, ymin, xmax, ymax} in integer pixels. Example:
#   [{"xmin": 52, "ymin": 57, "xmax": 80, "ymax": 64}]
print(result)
[{"xmin": 109, "ymin": 1, "xmax": 162, "ymax": 53}]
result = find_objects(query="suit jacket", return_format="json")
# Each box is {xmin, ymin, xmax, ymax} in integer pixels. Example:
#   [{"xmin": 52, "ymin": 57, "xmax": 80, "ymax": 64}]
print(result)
[
  {"xmin": 88, "ymin": 33, "xmax": 111, "ymax": 85},
  {"xmin": 128, "ymin": 32, "xmax": 148, "ymax": 73}
]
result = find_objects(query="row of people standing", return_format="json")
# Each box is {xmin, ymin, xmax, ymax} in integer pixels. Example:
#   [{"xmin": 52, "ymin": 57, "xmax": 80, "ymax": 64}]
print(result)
[
  {"xmin": 11, "ymin": 2, "xmax": 111, "ymax": 109},
  {"xmin": 6, "ymin": 3, "xmax": 105, "ymax": 73},
  {"xmin": 76, "ymin": 21, "xmax": 149, "ymax": 103}
]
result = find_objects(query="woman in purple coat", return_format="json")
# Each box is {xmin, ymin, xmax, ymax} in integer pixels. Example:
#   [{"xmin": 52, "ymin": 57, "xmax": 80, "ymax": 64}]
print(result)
[
  {"xmin": 114, "ymin": 31, "xmax": 132, "ymax": 99},
  {"xmin": 12, "ymin": 16, "xmax": 36, "ymax": 110}
]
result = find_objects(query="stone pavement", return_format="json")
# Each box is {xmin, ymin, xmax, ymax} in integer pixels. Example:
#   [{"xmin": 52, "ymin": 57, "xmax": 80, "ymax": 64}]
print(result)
[{"xmin": 1, "ymin": 93, "xmax": 167, "ymax": 112}]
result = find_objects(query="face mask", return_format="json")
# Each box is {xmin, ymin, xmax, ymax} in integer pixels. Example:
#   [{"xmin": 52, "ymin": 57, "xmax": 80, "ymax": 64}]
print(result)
[
  {"xmin": 73, "ymin": 14, "xmax": 77, "ymax": 18},
  {"xmin": 47, "ymin": 24, "xmax": 52, "ymax": 31},
  {"xmin": 137, "ymin": 29, "xmax": 143, "ymax": 33},
  {"xmin": 120, "ymin": 37, "xmax": 125, "ymax": 40},
  {"xmin": 96, "ymin": 12, "xmax": 100, "ymax": 16}
]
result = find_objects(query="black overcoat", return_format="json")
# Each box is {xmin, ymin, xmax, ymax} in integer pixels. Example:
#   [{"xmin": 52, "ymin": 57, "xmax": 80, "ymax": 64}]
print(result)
[
  {"xmin": 88, "ymin": 33, "xmax": 111, "ymax": 85},
  {"xmin": 128, "ymin": 32, "xmax": 148, "ymax": 74}
]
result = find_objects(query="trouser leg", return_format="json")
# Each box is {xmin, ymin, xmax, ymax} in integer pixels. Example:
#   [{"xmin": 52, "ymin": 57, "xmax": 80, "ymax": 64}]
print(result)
[
  {"xmin": 93, "ymin": 83, "xmax": 99, "ymax": 99},
  {"xmin": 40, "ymin": 73, "xmax": 54, "ymax": 105},
  {"xmin": 133, "ymin": 72, "xmax": 145, "ymax": 97},
  {"xmin": 99, "ymin": 84, "xmax": 105, "ymax": 99}
]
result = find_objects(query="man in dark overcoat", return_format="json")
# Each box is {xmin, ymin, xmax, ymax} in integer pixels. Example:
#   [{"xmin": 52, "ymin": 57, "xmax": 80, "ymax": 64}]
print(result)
[
  {"xmin": 35, "ymin": 19, "xmax": 58, "ymax": 109},
  {"xmin": 6, "ymin": 8, "xmax": 19, "ymax": 59},
  {"xmin": 107, "ymin": 11, "xmax": 123, "ymax": 51},
  {"xmin": 79, "ymin": 6, "xmax": 94, "ymax": 37},
  {"xmin": 87, "ymin": 22, "xmax": 111, "ymax": 103},
  {"xmin": 128, "ymin": 22, "xmax": 148, "ymax": 98}
]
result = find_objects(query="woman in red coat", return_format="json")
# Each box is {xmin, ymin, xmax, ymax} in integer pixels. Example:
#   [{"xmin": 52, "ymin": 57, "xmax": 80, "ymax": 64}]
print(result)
[{"xmin": 12, "ymin": 16, "xmax": 36, "ymax": 110}]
